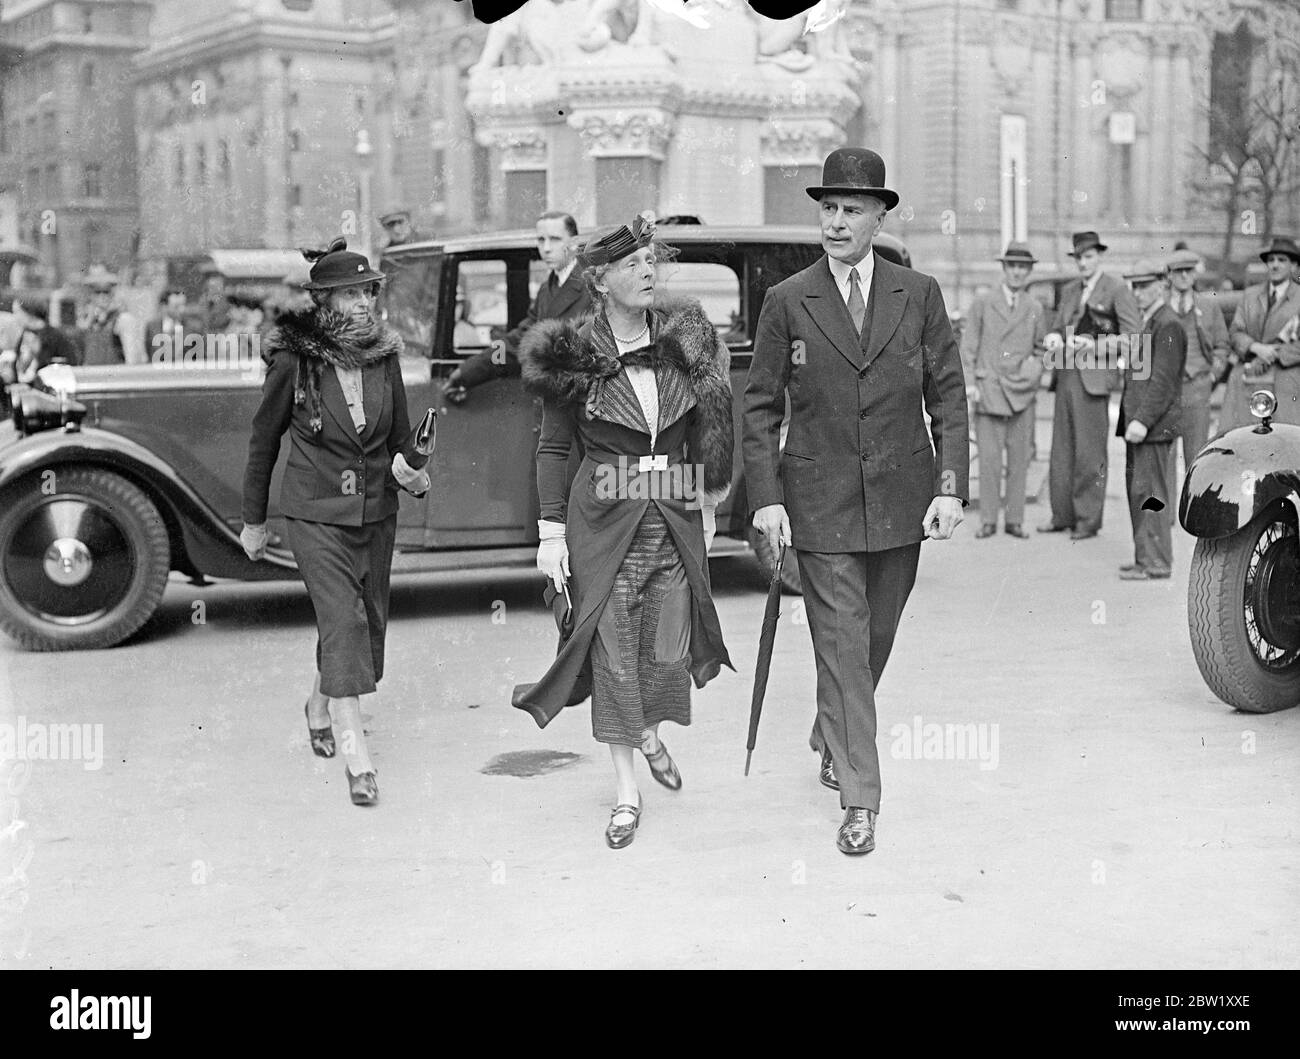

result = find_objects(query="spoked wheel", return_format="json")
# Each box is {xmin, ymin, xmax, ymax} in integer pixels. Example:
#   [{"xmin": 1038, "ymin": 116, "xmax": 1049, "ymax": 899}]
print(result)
[
  {"xmin": 0, "ymin": 467, "xmax": 171, "ymax": 650},
  {"xmin": 1188, "ymin": 500, "xmax": 1300, "ymax": 712}
]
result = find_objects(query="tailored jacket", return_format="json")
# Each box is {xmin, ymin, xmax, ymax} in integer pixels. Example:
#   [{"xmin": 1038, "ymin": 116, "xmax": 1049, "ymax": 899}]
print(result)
[
  {"xmin": 960, "ymin": 288, "xmax": 1046, "ymax": 417},
  {"xmin": 1221, "ymin": 279, "xmax": 1300, "ymax": 431},
  {"xmin": 1050, "ymin": 271, "xmax": 1144, "ymax": 396},
  {"xmin": 1117, "ymin": 302, "xmax": 1186, "ymax": 444},
  {"xmin": 743, "ymin": 252, "xmax": 970, "ymax": 553},
  {"xmin": 243, "ymin": 308, "xmax": 412, "ymax": 527}
]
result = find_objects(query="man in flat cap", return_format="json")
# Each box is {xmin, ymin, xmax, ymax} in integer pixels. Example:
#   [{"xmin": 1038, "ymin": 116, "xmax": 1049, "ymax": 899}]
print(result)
[
  {"xmin": 1039, "ymin": 231, "xmax": 1141, "ymax": 540},
  {"xmin": 961, "ymin": 242, "xmax": 1047, "ymax": 539},
  {"xmin": 1221, "ymin": 236, "xmax": 1300, "ymax": 432},
  {"xmin": 1164, "ymin": 247, "xmax": 1228, "ymax": 475},
  {"xmin": 744, "ymin": 147, "xmax": 969, "ymax": 856},
  {"xmin": 378, "ymin": 209, "xmax": 423, "ymax": 249},
  {"xmin": 77, "ymin": 265, "xmax": 145, "ymax": 366},
  {"xmin": 1117, "ymin": 260, "xmax": 1185, "ymax": 580}
]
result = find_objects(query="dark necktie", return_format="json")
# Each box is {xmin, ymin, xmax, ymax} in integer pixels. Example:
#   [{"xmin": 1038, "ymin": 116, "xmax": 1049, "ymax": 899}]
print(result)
[
  {"xmin": 847, "ymin": 271, "xmax": 866, "ymax": 334},
  {"xmin": 1268, "ymin": 285, "xmax": 1279, "ymax": 313},
  {"xmin": 1009, "ymin": 291, "xmax": 1019, "ymax": 313},
  {"xmin": 547, "ymin": 272, "xmax": 558, "ymax": 296}
]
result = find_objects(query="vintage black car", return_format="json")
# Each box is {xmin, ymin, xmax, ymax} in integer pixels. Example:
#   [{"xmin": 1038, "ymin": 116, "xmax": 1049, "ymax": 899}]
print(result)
[
  {"xmin": 1181, "ymin": 388, "xmax": 1300, "ymax": 712},
  {"xmin": 0, "ymin": 224, "xmax": 911, "ymax": 651}
]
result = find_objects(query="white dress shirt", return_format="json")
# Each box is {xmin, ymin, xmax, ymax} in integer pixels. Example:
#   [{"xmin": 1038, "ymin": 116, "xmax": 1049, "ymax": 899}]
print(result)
[
  {"xmin": 827, "ymin": 251, "xmax": 875, "ymax": 309},
  {"xmin": 333, "ymin": 365, "xmax": 365, "ymax": 432},
  {"xmin": 615, "ymin": 331, "xmax": 658, "ymax": 446}
]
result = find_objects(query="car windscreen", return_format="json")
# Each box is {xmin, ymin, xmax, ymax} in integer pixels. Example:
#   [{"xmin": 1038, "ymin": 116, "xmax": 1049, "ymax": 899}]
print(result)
[{"xmin": 379, "ymin": 248, "xmax": 442, "ymax": 358}]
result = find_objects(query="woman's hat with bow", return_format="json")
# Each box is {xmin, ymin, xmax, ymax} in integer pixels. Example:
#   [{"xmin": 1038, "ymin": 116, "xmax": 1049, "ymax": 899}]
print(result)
[{"xmin": 300, "ymin": 237, "xmax": 387, "ymax": 290}]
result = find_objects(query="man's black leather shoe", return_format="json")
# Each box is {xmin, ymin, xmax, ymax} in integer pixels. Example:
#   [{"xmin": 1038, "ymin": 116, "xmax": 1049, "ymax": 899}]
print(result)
[
  {"xmin": 1070, "ymin": 529, "xmax": 1099, "ymax": 540},
  {"xmin": 819, "ymin": 751, "xmax": 838, "ymax": 791},
  {"xmin": 1037, "ymin": 522, "xmax": 1071, "ymax": 533},
  {"xmin": 836, "ymin": 807, "xmax": 876, "ymax": 855},
  {"xmin": 974, "ymin": 523, "xmax": 997, "ymax": 539},
  {"xmin": 1005, "ymin": 524, "xmax": 1029, "ymax": 539}
]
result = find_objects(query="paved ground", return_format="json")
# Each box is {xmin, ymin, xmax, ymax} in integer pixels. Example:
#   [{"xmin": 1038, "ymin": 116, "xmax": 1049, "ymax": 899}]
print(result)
[{"xmin": 1, "ymin": 397, "xmax": 1297, "ymax": 969}]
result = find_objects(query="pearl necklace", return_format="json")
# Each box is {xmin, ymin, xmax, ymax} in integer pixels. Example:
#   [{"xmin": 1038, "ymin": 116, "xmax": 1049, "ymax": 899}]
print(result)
[{"xmin": 611, "ymin": 314, "xmax": 649, "ymax": 346}]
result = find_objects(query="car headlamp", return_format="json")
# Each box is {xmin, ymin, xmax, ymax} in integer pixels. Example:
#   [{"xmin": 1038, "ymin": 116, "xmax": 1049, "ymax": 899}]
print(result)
[{"xmin": 1249, "ymin": 389, "xmax": 1278, "ymax": 421}]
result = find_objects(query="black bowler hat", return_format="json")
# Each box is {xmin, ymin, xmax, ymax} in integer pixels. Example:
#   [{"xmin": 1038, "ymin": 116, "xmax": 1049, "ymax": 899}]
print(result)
[
  {"xmin": 1259, "ymin": 236, "xmax": 1300, "ymax": 265},
  {"xmin": 1068, "ymin": 230, "xmax": 1108, "ymax": 256},
  {"xmin": 806, "ymin": 148, "xmax": 899, "ymax": 211},
  {"xmin": 299, "ymin": 237, "xmax": 386, "ymax": 291},
  {"xmin": 997, "ymin": 241, "xmax": 1038, "ymax": 265}
]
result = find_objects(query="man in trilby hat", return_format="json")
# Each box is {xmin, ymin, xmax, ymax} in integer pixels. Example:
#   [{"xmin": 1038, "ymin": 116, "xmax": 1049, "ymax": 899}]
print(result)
[
  {"xmin": 743, "ymin": 147, "xmax": 969, "ymax": 856},
  {"xmin": 1220, "ymin": 236, "xmax": 1300, "ymax": 432},
  {"xmin": 1038, "ymin": 230, "xmax": 1141, "ymax": 540},
  {"xmin": 960, "ymin": 242, "xmax": 1047, "ymax": 539}
]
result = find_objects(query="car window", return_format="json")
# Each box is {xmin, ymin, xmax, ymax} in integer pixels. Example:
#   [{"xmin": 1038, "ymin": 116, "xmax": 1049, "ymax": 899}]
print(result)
[
  {"xmin": 379, "ymin": 249, "xmax": 441, "ymax": 359},
  {"xmin": 656, "ymin": 261, "xmax": 746, "ymax": 346}
]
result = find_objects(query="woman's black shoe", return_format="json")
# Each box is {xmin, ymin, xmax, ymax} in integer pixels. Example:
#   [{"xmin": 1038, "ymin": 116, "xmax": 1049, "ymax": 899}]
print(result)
[
  {"xmin": 304, "ymin": 701, "xmax": 335, "ymax": 758},
  {"xmin": 642, "ymin": 739, "xmax": 682, "ymax": 791},
  {"xmin": 605, "ymin": 800, "xmax": 641, "ymax": 849},
  {"xmin": 345, "ymin": 767, "xmax": 378, "ymax": 806}
]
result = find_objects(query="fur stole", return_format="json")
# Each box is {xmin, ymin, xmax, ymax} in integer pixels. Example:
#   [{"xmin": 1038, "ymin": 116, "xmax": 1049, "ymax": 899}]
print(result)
[
  {"xmin": 520, "ymin": 297, "xmax": 734, "ymax": 493},
  {"xmin": 266, "ymin": 308, "xmax": 403, "ymax": 439}
]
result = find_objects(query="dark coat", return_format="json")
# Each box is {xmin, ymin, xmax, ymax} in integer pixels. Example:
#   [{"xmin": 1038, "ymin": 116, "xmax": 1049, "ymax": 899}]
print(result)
[
  {"xmin": 243, "ymin": 308, "xmax": 412, "ymax": 527},
  {"xmin": 456, "ymin": 266, "xmax": 593, "ymax": 388},
  {"xmin": 742, "ymin": 253, "xmax": 970, "ymax": 553},
  {"xmin": 1050, "ymin": 271, "xmax": 1144, "ymax": 396},
  {"xmin": 510, "ymin": 298, "xmax": 735, "ymax": 727},
  {"xmin": 960, "ymin": 288, "xmax": 1046, "ymax": 416},
  {"xmin": 1117, "ymin": 302, "xmax": 1185, "ymax": 444}
]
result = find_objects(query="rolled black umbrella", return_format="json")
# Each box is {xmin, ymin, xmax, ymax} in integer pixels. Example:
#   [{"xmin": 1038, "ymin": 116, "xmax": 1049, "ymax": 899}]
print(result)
[{"xmin": 745, "ymin": 542, "xmax": 786, "ymax": 776}]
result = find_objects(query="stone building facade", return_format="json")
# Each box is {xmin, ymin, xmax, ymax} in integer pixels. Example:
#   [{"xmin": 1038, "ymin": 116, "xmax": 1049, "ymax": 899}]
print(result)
[
  {"xmin": 0, "ymin": 0, "xmax": 151, "ymax": 285},
  {"xmin": 131, "ymin": 0, "xmax": 397, "ymax": 277}
]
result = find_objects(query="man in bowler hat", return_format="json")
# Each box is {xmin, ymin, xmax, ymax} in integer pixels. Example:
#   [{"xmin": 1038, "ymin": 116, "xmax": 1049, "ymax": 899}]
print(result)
[
  {"xmin": 1118, "ymin": 260, "xmax": 1185, "ymax": 580},
  {"xmin": 1220, "ymin": 236, "xmax": 1300, "ymax": 432},
  {"xmin": 1039, "ymin": 231, "xmax": 1141, "ymax": 539},
  {"xmin": 743, "ymin": 148, "xmax": 969, "ymax": 856},
  {"xmin": 961, "ymin": 242, "xmax": 1047, "ymax": 539}
]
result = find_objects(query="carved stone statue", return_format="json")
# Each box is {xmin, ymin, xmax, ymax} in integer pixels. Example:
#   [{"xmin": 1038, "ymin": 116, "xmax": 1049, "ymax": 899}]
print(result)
[
  {"xmin": 752, "ymin": 0, "xmax": 854, "ymax": 73},
  {"xmin": 470, "ymin": 0, "xmax": 591, "ymax": 71}
]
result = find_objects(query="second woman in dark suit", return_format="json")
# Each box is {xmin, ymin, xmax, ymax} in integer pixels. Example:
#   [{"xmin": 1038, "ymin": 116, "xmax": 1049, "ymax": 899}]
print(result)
[{"xmin": 241, "ymin": 238, "xmax": 429, "ymax": 807}]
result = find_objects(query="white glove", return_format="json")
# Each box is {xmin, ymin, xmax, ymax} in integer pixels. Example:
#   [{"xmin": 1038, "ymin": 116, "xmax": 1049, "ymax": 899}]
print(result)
[
  {"xmin": 391, "ymin": 451, "xmax": 430, "ymax": 495},
  {"xmin": 537, "ymin": 520, "xmax": 569, "ymax": 590},
  {"xmin": 240, "ymin": 523, "xmax": 269, "ymax": 561}
]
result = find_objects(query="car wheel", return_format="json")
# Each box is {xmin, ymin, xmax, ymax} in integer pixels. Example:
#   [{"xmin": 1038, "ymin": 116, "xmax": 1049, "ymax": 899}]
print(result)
[
  {"xmin": 0, "ymin": 467, "xmax": 171, "ymax": 651},
  {"xmin": 747, "ymin": 524, "xmax": 803, "ymax": 595},
  {"xmin": 1188, "ymin": 500, "xmax": 1300, "ymax": 713}
]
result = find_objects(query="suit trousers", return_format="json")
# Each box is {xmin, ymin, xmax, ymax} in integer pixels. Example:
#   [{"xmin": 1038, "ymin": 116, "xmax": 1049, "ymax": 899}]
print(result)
[
  {"xmin": 1048, "ymin": 369, "xmax": 1110, "ymax": 533},
  {"xmin": 976, "ymin": 404, "xmax": 1035, "ymax": 527},
  {"xmin": 797, "ymin": 543, "xmax": 922, "ymax": 813},
  {"xmin": 1126, "ymin": 442, "xmax": 1174, "ymax": 575},
  {"xmin": 286, "ymin": 513, "xmax": 398, "ymax": 698}
]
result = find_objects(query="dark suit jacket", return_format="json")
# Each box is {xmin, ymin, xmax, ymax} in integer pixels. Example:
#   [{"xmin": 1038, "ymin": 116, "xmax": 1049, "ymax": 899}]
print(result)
[
  {"xmin": 1117, "ymin": 303, "xmax": 1185, "ymax": 443},
  {"xmin": 243, "ymin": 353, "xmax": 412, "ymax": 527},
  {"xmin": 457, "ymin": 267, "xmax": 592, "ymax": 388},
  {"xmin": 743, "ymin": 253, "xmax": 970, "ymax": 553},
  {"xmin": 1052, "ymin": 271, "xmax": 1143, "ymax": 396}
]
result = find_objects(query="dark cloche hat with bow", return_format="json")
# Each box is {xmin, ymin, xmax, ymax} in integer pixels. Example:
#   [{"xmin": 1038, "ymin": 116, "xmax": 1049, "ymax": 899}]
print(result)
[
  {"xmin": 806, "ymin": 147, "xmax": 899, "ymax": 211},
  {"xmin": 300, "ymin": 237, "xmax": 387, "ymax": 291}
]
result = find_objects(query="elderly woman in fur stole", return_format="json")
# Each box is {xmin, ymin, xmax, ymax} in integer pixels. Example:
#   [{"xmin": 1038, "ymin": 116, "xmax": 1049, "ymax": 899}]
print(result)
[
  {"xmin": 511, "ymin": 216, "xmax": 735, "ymax": 849},
  {"xmin": 240, "ymin": 238, "xmax": 430, "ymax": 807}
]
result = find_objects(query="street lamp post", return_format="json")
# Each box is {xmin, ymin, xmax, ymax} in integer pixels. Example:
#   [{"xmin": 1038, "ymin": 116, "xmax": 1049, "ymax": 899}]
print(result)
[{"xmin": 355, "ymin": 128, "xmax": 374, "ymax": 263}]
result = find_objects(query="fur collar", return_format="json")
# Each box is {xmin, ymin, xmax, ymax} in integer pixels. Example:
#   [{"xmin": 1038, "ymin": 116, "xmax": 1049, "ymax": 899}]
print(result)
[
  {"xmin": 268, "ymin": 307, "xmax": 403, "ymax": 368},
  {"xmin": 520, "ymin": 296, "xmax": 725, "ymax": 405},
  {"xmin": 521, "ymin": 295, "xmax": 734, "ymax": 494}
]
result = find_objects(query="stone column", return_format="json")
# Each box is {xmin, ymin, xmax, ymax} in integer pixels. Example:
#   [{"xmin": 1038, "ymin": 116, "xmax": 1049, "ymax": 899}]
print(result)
[{"xmin": 1148, "ymin": 33, "xmax": 1171, "ymax": 226}]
